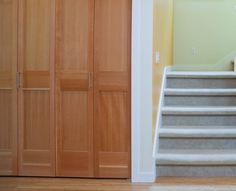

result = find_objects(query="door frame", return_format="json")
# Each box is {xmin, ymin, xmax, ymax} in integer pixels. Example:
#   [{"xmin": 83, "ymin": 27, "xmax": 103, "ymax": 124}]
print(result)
[{"xmin": 131, "ymin": 0, "xmax": 156, "ymax": 182}]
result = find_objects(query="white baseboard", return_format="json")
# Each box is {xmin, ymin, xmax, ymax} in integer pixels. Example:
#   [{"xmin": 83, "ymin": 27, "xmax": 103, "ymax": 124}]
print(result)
[{"xmin": 132, "ymin": 171, "xmax": 156, "ymax": 183}]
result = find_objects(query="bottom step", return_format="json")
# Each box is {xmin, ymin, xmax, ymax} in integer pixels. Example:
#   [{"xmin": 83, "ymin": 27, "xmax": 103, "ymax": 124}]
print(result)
[
  {"xmin": 156, "ymin": 150, "xmax": 236, "ymax": 177},
  {"xmin": 157, "ymin": 165, "xmax": 236, "ymax": 177}
]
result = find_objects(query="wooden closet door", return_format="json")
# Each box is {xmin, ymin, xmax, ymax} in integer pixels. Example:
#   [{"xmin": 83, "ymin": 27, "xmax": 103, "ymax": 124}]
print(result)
[
  {"xmin": 18, "ymin": 0, "xmax": 55, "ymax": 176},
  {"xmin": 94, "ymin": 0, "xmax": 131, "ymax": 178},
  {"xmin": 55, "ymin": 0, "xmax": 94, "ymax": 177},
  {"xmin": 0, "ymin": 0, "xmax": 18, "ymax": 176}
]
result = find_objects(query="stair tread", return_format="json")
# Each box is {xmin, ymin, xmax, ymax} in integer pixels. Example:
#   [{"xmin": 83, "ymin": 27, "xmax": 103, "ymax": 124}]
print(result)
[
  {"xmin": 159, "ymin": 149, "xmax": 236, "ymax": 154},
  {"xmin": 162, "ymin": 106, "xmax": 236, "ymax": 115},
  {"xmin": 162, "ymin": 125, "xmax": 236, "ymax": 129},
  {"xmin": 166, "ymin": 72, "xmax": 236, "ymax": 78},
  {"xmin": 156, "ymin": 150, "xmax": 236, "ymax": 165},
  {"xmin": 165, "ymin": 88, "xmax": 236, "ymax": 96},
  {"xmin": 159, "ymin": 128, "xmax": 236, "ymax": 138}
]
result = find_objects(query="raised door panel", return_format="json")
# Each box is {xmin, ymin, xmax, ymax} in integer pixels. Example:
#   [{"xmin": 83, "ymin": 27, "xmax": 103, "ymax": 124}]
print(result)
[
  {"xmin": 0, "ymin": 0, "xmax": 18, "ymax": 176},
  {"xmin": 56, "ymin": 0, "xmax": 94, "ymax": 177},
  {"xmin": 18, "ymin": 0, "xmax": 55, "ymax": 176},
  {"xmin": 94, "ymin": 0, "xmax": 131, "ymax": 178}
]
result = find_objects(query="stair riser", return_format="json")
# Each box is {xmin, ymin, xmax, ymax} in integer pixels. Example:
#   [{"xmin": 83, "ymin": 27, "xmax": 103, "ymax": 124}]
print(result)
[
  {"xmin": 157, "ymin": 165, "xmax": 236, "ymax": 177},
  {"xmin": 167, "ymin": 78, "xmax": 236, "ymax": 89},
  {"xmin": 162, "ymin": 115, "xmax": 236, "ymax": 126},
  {"xmin": 165, "ymin": 96, "xmax": 236, "ymax": 106},
  {"xmin": 160, "ymin": 138, "xmax": 236, "ymax": 150}
]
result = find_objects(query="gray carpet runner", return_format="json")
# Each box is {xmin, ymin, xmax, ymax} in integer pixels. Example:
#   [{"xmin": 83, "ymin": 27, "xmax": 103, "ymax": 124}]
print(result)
[{"xmin": 156, "ymin": 71, "xmax": 236, "ymax": 177}]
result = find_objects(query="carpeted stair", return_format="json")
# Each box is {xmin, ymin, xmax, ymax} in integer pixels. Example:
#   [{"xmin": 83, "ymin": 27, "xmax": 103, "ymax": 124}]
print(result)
[{"xmin": 156, "ymin": 71, "xmax": 236, "ymax": 177}]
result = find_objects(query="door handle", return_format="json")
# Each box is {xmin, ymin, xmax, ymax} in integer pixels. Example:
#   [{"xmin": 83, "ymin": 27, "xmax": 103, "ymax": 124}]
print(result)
[
  {"xmin": 16, "ymin": 72, "xmax": 21, "ymax": 89},
  {"xmin": 88, "ymin": 72, "xmax": 92, "ymax": 89}
]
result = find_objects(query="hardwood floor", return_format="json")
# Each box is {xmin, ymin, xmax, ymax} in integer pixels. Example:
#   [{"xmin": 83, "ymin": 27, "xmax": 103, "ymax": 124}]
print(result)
[
  {"xmin": 1, "ymin": 177, "xmax": 236, "ymax": 191},
  {"xmin": 156, "ymin": 177, "xmax": 236, "ymax": 185},
  {"xmin": 0, "ymin": 177, "xmax": 146, "ymax": 191}
]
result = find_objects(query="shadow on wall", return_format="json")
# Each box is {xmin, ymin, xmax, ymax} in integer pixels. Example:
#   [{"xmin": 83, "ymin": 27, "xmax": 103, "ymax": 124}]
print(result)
[
  {"xmin": 173, "ymin": 49, "xmax": 236, "ymax": 71},
  {"xmin": 152, "ymin": 0, "xmax": 173, "ymax": 137}
]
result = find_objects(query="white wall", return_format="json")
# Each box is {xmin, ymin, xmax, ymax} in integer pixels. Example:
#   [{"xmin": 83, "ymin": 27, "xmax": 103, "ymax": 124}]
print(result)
[{"xmin": 132, "ymin": 0, "xmax": 155, "ymax": 183}]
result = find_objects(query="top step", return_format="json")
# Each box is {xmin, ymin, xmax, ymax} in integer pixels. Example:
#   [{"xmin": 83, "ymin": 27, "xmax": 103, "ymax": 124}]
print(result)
[{"xmin": 167, "ymin": 71, "xmax": 236, "ymax": 78}]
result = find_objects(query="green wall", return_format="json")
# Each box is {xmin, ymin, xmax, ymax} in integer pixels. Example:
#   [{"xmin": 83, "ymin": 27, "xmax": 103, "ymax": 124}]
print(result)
[{"xmin": 174, "ymin": 0, "xmax": 236, "ymax": 71}]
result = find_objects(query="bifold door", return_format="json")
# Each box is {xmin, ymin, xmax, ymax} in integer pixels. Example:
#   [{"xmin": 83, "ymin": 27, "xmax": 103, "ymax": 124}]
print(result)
[
  {"xmin": 0, "ymin": 0, "xmax": 18, "ymax": 175},
  {"xmin": 55, "ymin": 0, "xmax": 131, "ymax": 178},
  {"xmin": 18, "ymin": 0, "xmax": 55, "ymax": 176},
  {"xmin": 55, "ymin": 0, "xmax": 94, "ymax": 177},
  {"xmin": 93, "ymin": 0, "xmax": 131, "ymax": 178},
  {"xmin": 0, "ymin": 0, "xmax": 131, "ymax": 178}
]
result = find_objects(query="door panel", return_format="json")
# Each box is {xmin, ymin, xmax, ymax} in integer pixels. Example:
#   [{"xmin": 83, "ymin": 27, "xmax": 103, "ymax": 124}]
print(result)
[
  {"xmin": 58, "ymin": 0, "xmax": 89, "ymax": 72},
  {"xmin": 23, "ymin": 91, "xmax": 50, "ymax": 150},
  {"xmin": 0, "ymin": 0, "xmax": 18, "ymax": 175},
  {"xmin": 18, "ymin": 0, "xmax": 55, "ymax": 176},
  {"xmin": 61, "ymin": 92, "xmax": 88, "ymax": 151},
  {"xmin": 56, "ymin": 0, "xmax": 94, "ymax": 177},
  {"xmin": 94, "ymin": 0, "xmax": 131, "ymax": 178},
  {"xmin": 24, "ymin": 0, "xmax": 50, "ymax": 71}
]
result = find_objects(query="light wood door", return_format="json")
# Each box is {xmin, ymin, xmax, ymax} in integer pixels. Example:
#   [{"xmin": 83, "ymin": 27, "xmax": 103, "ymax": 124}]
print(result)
[
  {"xmin": 18, "ymin": 0, "xmax": 55, "ymax": 176},
  {"xmin": 94, "ymin": 0, "xmax": 131, "ymax": 178},
  {"xmin": 0, "ymin": 0, "xmax": 18, "ymax": 176},
  {"xmin": 55, "ymin": 0, "xmax": 94, "ymax": 177}
]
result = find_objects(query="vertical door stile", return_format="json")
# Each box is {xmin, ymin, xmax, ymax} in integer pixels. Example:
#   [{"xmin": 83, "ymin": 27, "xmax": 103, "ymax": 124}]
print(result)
[
  {"xmin": 12, "ymin": 0, "xmax": 18, "ymax": 175},
  {"xmin": 17, "ymin": 0, "xmax": 24, "ymax": 175},
  {"xmin": 50, "ymin": 0, "xmax": 56, "ymax": 176}
]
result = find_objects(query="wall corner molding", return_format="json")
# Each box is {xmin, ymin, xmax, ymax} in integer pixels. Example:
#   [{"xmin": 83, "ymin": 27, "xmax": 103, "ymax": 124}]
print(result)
[{"xmin": 131, "ymin": 0, "xmax": 155, "ymax": 183}]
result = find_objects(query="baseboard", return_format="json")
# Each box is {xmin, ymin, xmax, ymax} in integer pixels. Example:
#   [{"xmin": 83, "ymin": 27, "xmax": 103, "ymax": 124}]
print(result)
[{"xmin": 132, "ymin": 171, "xmax": 156, "ymax": 183}]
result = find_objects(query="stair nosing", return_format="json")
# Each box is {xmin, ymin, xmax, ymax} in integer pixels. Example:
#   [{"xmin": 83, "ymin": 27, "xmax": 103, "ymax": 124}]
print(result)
[
  {"xmin": 156, "ymin": 150, "xmax": 236, "ymax": 165},
  {"xmin": 162, "ymin": 107, "xmax": 236, "ymax": 115},
  {"xmin": 166, "ymin": 72, "xmax": 236, "ymax": 79},
  {"xmin": 159, "ymin": 128, "xmax": 236, "ymax": 138},
  {"xmin": 162, "ymin": 125, "xmax": 236, "ymax": 129},
  {"xmin": 165, "ymin": 88, "xmax": 236, "ymax": 96}
]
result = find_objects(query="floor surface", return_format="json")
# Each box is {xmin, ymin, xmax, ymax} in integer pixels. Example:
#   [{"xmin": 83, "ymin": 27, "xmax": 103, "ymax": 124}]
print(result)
[{"xmin": 1, "ymin": 177, "xmax": 236, "ymax": 191}]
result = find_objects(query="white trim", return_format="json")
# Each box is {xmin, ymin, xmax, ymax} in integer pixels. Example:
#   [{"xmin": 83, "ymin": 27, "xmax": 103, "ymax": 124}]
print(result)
[
  {"xmin": 166, "ymin": 71, "xmax": 236, "ymax": 78},
  {"xmin": 152, "ymin": 67, "xmax": 169, "ymax": 159},
  {"xmin": 162, "ymin": 106, "xmax": 236, "ymax": 115},
  {"xmin": 234, "ymin": 56, "xmax": 236, "ymax": 72},
  {"xmin": 159, "ymin": 128, "xmax": 236, "ymax": 138},
  {"xmin": 165, "ymin": 88, "xmax": 236, "ymax": 96},
  {"xmin": 157, "ymin": 151, "xmax": 236, "ymax": 165},
  {"xmin": 131, "ymin": 172, "xmax": 156, "ymax": 183},
  {"xmin": 131, "ymin": 0, "xmax": 142, "ymax": 183},
  {"xmin": 131, "ymin": 0, "xmax": 155, "ymax": 183}
]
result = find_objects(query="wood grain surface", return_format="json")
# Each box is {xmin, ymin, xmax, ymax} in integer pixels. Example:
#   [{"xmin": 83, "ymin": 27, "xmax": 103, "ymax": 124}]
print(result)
[{"xmin": 1, "ymin": 177, "xmax": 236, "ymax": 191}]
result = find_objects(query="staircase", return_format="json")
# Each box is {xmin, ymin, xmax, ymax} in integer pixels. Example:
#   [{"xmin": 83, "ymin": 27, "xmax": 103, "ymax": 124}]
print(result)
[{"xmin": 154, "ymin": 69, "xmax": 236, "ymax": 177}]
